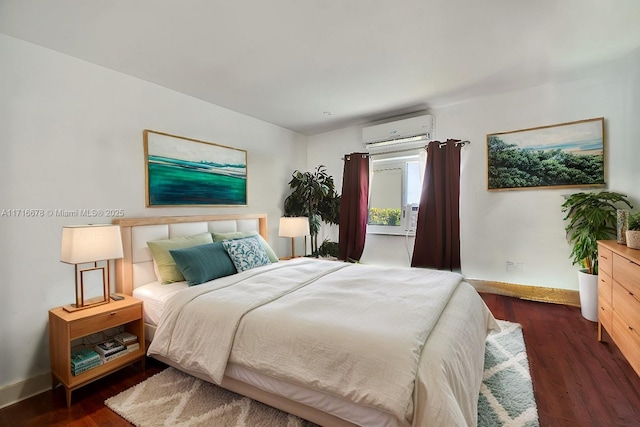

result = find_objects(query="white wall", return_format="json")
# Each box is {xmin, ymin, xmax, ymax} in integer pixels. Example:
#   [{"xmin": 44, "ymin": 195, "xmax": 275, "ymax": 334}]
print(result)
[
  {"xmin": 0, "ymin": 34, "xmax": 306, "ymax": 404},
  {"xmin": 308, "ymin": 48, "xmax": 640, "ymax": 287}
]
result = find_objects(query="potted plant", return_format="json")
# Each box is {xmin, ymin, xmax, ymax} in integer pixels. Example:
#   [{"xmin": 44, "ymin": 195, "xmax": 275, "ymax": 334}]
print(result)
[
  {"xmin": 561, "ymin": 191, "xmax": 633, "ymax": 321},
  {"xmin": 284, "ymin": 165, "xmax": 341, "ymax": 256},
  {"xmin": 317, "ymin": 239, "xmax": 339, "ymax": 258},
  {"xmin": 627, "ymin": 212, "xmax": 640, "ymax": 249}
]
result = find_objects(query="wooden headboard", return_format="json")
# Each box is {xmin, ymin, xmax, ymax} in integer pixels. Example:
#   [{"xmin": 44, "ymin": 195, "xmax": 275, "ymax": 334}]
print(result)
[{"xmin": 112, "ymin": 214, "xmax": 268, "ymax": 296}]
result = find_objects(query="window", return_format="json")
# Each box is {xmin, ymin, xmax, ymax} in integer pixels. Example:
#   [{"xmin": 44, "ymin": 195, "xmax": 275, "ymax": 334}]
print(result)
[{"xmin": 368, "ymin": 151, "xmax": 425, "ymax": 235}]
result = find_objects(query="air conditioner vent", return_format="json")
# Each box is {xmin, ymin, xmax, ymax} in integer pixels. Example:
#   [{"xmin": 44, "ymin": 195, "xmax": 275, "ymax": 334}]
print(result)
[{"xmin": 362, "ymin": 114, "xmax": 435, "ymax": 150}]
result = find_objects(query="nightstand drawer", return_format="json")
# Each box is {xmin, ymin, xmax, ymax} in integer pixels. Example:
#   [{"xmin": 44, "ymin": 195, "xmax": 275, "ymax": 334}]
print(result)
[{"xmin": 69, "ymin": 304, "xmax": 141, "ymax": 340}]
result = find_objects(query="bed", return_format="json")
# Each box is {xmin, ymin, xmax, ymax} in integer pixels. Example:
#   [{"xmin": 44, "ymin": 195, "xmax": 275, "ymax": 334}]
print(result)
[{"xmin": 113, "ymin": 214, "xmax": 498, "ymax": 427}]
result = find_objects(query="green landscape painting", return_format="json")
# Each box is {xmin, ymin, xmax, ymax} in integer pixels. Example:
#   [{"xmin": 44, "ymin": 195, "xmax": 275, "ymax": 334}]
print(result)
[
  {"xmin": 144, "ymin": 130, "xmax": 247, "ymax": 206},
  {"xmin": 487, "ymin": 118, "xmax": 605, "ymax": 191}
]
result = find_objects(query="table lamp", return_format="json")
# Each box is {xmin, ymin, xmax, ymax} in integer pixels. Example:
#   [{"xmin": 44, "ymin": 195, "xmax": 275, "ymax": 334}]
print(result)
[
  {"xmin": 60, "ymin": 224, "xmax": 124, "ymax": 312},
  {"xmin": 278, "ymin": 217, "xmax": 310, "ymax": 258}
]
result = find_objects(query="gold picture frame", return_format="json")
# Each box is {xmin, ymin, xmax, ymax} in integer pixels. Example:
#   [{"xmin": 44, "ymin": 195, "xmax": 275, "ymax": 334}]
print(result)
[{"xmin": 144, "ymin": 130, "xmax": 248, "ymax": 206}]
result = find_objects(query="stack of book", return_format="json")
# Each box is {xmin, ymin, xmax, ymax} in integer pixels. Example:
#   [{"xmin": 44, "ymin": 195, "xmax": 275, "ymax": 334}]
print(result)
[
  {"xmin": 115, "ymin": 332, "xmax": 138, "ymax": 347},
  {"xmin": 71, "ymin": 348, "xmax": 102, "ymax": 376},
  {"xmin": 116, "ymin": 332, "xmax": 140, "ymax": 355},
  {"xmin": 95, "ymin": 334, "xmax": 140, "ymax": 363}
]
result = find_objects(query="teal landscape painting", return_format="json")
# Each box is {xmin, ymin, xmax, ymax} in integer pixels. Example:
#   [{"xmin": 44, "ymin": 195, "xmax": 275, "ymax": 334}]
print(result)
[
  {"xmin": 487, "ymin": 118, "xmax": 604, "ymax": 190},
  {"xmin": 145, "ymin": 131, "xmax": 247, "ymax": 206}
]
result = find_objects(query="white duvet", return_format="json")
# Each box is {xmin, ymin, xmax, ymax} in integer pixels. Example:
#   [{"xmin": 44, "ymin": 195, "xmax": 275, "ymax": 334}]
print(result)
[{"xmin": 148, "ymin": 258, "xmax": 498, "ymax": 426}]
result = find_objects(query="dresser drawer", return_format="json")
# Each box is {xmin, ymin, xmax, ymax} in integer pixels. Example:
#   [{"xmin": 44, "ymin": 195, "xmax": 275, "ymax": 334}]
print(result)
[
  {"xmin": 598, "ymin": 270, "xmax": 613, "ymax": 333},
  {"xmin": 598, "ymin": 270, "xmax": 612, "ymax": 307},
  {"xmin": 598, "ymin": 246, "xmax": 613, "ymax": 276},
  {"xmin": 612, "ymin": 310, "xmax": 640, "ymax": 377},
  {"xmin": 69, "ymin": 304, "xmax": 141, "ymax": 340},
  {"xmin": 613, "ymin": 253, "xmax": 640, "ymax": 297},
  {"xmin": 612, "ymin": 280, "xmax": 640, "ymax": 334},
  {"xmin": 598, "ymin": 297, "xmax": 613, "ymax": 333}
]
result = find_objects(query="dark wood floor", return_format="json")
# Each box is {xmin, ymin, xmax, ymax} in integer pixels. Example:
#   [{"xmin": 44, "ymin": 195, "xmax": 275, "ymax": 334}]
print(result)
[
  {"xmin": 1, "ymin": 293, "xmax": 639, "ymax": 426},
  {"xmin": 483, "ymin": 293, "xmax": 640, "ymax": 427}
]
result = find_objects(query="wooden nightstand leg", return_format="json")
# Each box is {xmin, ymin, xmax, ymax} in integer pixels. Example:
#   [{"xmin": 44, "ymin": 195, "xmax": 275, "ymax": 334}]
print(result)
[{"xmin": 65, "ymin": 387, "xmax": 72, "ymax": 408}]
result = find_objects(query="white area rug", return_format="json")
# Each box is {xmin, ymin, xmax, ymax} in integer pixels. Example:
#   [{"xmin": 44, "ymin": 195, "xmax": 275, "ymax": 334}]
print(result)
[{"xmin": 106, "ymin": 320, "xmax": 538, "ymax": 426}]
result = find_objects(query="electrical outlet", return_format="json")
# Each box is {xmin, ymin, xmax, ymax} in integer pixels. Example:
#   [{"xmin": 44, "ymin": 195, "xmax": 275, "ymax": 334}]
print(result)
[
  {"xmin": 506, "ymin": 261, "xmax": 524, "ymax": 272},
  {"xmin": 506, "ymin": 261, "xmax": 515, "ymax": 272}
]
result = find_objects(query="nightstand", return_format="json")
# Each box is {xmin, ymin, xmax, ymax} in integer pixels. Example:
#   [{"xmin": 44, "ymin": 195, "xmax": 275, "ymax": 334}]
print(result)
[{"xmin": 48, "ymin": 295, "xmax": 145, "ymax": 407}]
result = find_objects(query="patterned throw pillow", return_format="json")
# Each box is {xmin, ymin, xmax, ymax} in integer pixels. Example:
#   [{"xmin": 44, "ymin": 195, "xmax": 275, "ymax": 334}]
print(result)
[
  {"xmin": 212, "ymin": 230, "xmax": 279, "ymax": 263},
  {"xmin": 221, "ymin": 236, "xmax": 271, "ymax": 272}
]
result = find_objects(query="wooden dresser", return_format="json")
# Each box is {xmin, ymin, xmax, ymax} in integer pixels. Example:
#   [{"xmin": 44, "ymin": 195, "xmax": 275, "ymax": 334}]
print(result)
[{"xmin": 597, "ymin": 240, "xmax": 640, "ymax": 377}]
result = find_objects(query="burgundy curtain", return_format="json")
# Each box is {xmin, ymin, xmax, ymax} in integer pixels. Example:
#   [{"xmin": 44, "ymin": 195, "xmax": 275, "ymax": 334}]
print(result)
[
  {"xmin": 339, "ymin": 153, "xmax": 369, "ymax": 262},
  {"xmin": 411, "ymin": 140, "xmax": 461, "ymax": 270}
]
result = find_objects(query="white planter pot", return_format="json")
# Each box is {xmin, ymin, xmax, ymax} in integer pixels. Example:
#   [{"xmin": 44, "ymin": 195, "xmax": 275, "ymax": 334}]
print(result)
[
  {"xmin": 578, "ymin": 269, "xmax": 598, "ymax": 322},
  {"xmin": 626, "ymin": 230, "xmax": 640, "ymax": 250}
]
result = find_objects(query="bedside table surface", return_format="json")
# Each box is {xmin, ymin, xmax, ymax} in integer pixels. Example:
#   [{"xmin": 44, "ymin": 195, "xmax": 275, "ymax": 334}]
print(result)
[{"xmin": 49, "ymin": 295, "xmax": 141, "ymax": 320}]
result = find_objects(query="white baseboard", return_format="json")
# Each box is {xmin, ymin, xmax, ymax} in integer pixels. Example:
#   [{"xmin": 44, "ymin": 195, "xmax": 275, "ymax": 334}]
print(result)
[{"xmin": 0, "ymin": 372, "xmax": 51, "ymax": 410}]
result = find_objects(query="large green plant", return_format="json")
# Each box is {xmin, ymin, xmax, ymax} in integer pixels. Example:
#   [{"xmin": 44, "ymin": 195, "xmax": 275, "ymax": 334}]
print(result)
[
  {"xmin": 284, "ymin": 165, "xmax": 340, "ymax": 256},
  {"xmin": 561, "ymin": 191, "xmax": 632, "ymax": 274}
]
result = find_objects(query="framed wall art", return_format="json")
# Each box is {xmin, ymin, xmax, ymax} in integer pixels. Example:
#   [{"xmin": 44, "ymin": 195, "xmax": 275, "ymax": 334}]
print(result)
[
  {"xmin": 486, "ymin": 117, "xmax": 605, "ymax": 191},
  {"xmin": 144, "ymin": 130, "xmax": 247, "ymax": 206}
]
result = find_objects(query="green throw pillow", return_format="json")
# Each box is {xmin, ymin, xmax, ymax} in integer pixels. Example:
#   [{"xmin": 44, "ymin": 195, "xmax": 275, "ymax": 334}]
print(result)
[
  {"xmin": 147, "ymin": 233, "xmax": 213, "ymax": 283},
  {"xmin": 212, "ymin": 230, "xmax": 278, "ymax": 263},
  {"xmin": 169, "ymin": 242, "xmax": 237, "ymax": 286}
]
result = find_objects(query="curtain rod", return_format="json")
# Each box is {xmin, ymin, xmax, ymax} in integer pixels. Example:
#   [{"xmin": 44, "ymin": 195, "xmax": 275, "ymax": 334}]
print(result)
[
  {"xmin": 438, "ymin": 140, "xmax": 470, "ymax": 148},
  {"xmin": 342, "ymin": 140, "xmax": 470, "ymax": 160}
]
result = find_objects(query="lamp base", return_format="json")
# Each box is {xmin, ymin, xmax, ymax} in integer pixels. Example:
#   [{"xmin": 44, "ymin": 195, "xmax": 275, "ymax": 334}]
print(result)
[{"xmin": 63, "ymin": 298, "xmax": 109, "ymax": 313}]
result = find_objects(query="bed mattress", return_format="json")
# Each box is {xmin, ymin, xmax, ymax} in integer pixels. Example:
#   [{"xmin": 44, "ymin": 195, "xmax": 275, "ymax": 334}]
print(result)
[{"xmin": 133, "ymin": 280, "xmax": 186, "ymax": 326}]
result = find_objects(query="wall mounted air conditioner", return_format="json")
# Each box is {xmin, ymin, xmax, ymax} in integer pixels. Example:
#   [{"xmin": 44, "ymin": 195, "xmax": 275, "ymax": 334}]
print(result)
[{"xmin": 362, "ymin": 114, "xmax": 435, "ymax": 150}]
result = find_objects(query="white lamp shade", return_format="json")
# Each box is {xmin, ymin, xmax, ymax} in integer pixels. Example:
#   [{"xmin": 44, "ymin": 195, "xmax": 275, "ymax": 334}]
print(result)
[
  {"xmin": 60, "ymin": 224, "xmax": 124, "ymax": 264},
  {"xmin": 278, "ymin": 217, "xmax": 310, "ymax": 238}
]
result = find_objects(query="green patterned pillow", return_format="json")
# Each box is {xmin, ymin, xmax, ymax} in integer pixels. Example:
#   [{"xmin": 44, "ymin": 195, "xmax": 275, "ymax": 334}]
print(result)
[
  {"xmin": 147, "ymin": 233, "xmax": 213, "ymax": 283},
  {"xmin": 212, "ymin": 230, "xmax": 278, "ymax": 263},
  {"xmin": 221, "ymin": 236, "xmax": 271, "ymax": 272}
]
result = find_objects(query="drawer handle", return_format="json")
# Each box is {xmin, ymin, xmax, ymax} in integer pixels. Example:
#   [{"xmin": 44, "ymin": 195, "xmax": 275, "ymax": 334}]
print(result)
[{"xmin": 110, "ymin": 312, "xmax": 117, "ymax": 316}]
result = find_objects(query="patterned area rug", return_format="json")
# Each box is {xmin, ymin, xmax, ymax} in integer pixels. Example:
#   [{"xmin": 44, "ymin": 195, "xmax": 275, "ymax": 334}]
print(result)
[
  {"xmin": 479, "ymin": 319, "xmax": 539, "ymax": 427},
  {"xmin": 106, "ymin": 320, "xmax": 538, "ymax": 427}
]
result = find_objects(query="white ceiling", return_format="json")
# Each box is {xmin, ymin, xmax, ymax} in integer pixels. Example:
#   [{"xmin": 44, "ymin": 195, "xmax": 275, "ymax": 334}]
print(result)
[{"xmin": 2, "ymin": 0, "xmax": 640, "ymax": 135}]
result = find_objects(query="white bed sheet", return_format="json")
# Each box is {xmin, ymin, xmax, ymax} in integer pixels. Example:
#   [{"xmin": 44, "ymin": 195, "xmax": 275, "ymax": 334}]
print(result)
[{"xmin": 132, "ymin": 280, "xmax": 187, "ymax": 326}]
